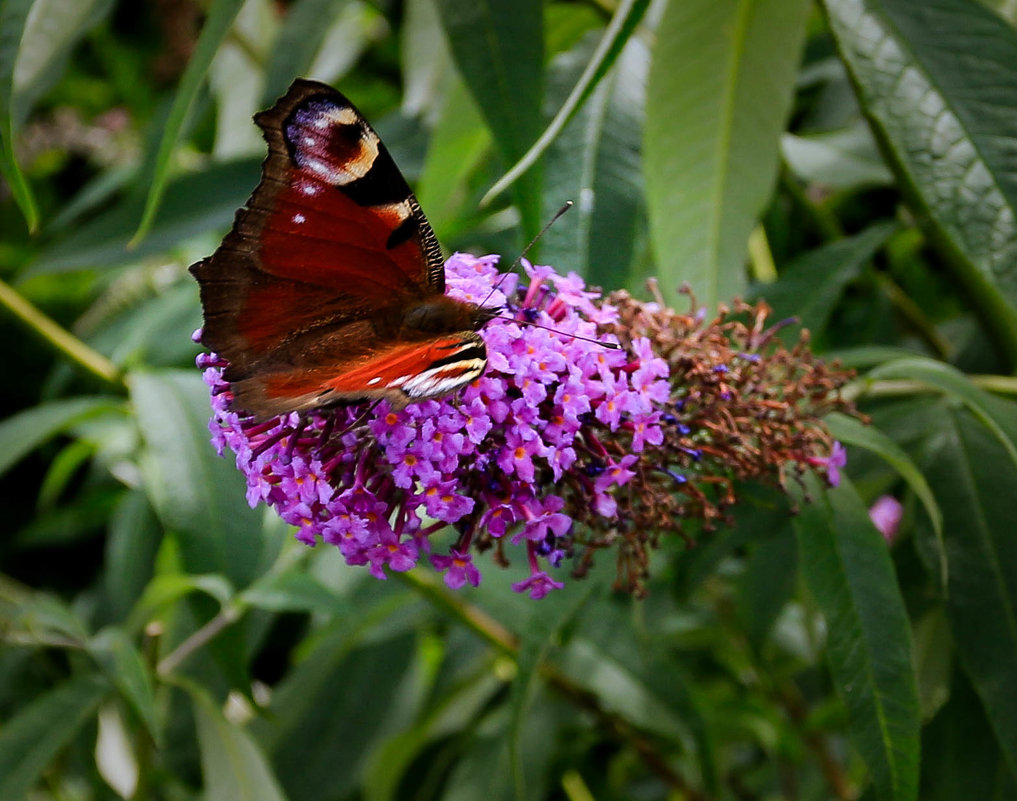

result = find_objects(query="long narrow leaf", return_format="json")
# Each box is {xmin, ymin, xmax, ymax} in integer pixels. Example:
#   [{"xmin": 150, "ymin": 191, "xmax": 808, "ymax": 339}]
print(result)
[
  {"xmin": 130, "ymin": 369, "xmax": 273, "ymax": 587},
  {"xmin": 262, "ymin": 0, "xmax": 349, "ymax": 106},
  {"xmin": 30, "ymin": 157, "xmax": 262, "ymax": 274},
  {"xmin": 823, "ymin": 0, "xmax": 1017, "ymax": 362},
  {"xmin": 481, "ymin": 0, "xmax": 650, "ymax": 206},
  {"xmin": 867, "ymin": 357, "xmax": 1017, "ymax": 472},
  {"xmin": 190, "ymin": 684, "xmax": 289, "ymax": 801},
  {"xmin": 0, "ymin": 0, "xmax": 38, "ymax": 230},
  {"xmin": 749, "ymin": 221, "xmax": 897, "ymax": 342},
  {"xmin": 88, "ymin": 627, "xmax": 160, "ymax": 746},
  {"xmin": 0, "ymin": 673, "xmax": 109, "ymax": 800},
  {"xmin": 794, "ymin": 474, "xmax": 920, "ymax": 801},
  {"xmin": 508, "ymin": 582, "xmax": 596, "ymax": 800},
  {"xmin": 825, "ymin": 410, "xmax": 945, "ymax": 585},
  {"xmin": 434, "ymin": 0, "xmax": 544, "ymax": 236},
  {"xmin": 541, "ymin": 32, "xmax": 649, "ymax": 286},
  {"xmin": 12, "ymin": 0, "xmax": 115, "ymax": 117},
  {"xmin": 644, "ymin": 0, "xmax": 811, "ymax": 307},
  {"xmin": 0, "ymin": 396, "xmax": 125, "ymax": 478},
  {"xmin": 130, "ymin": 0, "xmax": 245, "ymax": 246},
  {"xmin": 921, "ymin": 403, "xmax": 1017, "ymax": 777}
]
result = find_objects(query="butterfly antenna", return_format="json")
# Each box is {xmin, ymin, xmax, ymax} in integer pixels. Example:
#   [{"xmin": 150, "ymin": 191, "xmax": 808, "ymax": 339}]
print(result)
[
  {"xmin": 502, "ymin": 315, "xmax": 621, "ymax": 349},
  {"xmin": 478, "ymin": 201, "xmax": 573, "ymax": 310},
  {"xmin": 476, "ymin": 201, "xmax": 620, "ymax": 351}
]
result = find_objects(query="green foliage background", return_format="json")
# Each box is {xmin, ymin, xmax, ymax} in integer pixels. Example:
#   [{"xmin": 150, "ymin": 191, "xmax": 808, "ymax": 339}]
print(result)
[{"xmin": 2, "ymin": 0, "xmax": 1017, "ymax": 799}]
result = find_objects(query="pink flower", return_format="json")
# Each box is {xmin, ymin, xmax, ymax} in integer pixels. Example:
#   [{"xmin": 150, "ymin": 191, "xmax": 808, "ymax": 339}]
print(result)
[
  {"xmin": 869, "ymin": 495, "xmax": 903, "ymax": 543},
  {"xmin": 808, "ymin": 441, "xmax": 848, "ymax": 487}
]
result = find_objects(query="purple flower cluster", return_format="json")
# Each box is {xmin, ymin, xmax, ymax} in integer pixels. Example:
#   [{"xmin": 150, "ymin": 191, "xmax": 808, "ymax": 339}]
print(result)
[{"xmin": 198, "ymin": 254, "xmax": 670, "ymax": 598}]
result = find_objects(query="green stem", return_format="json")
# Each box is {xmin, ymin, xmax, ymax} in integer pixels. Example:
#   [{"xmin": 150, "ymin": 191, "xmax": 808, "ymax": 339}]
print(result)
[
  {"xmin": 0, "ymin": 278, "xmax": 122, "ymax": 388},
  {"xmin": 842, "ymin": 374, "xmax": 1017, "ymax": 403},
  {"xmin": 748, "ymin": 225, "xmax": 777, "ymax": 283},
  {"xmin": 156, "ymin": 602, "xmax": 243, "ymax": 677},
  {"xmin": 396, "ymin": 570, "xmax": 517, "ymax": 654},
  {"xmin": 872, "ymin": 272, "xmax": 953, "ymax": 360}
]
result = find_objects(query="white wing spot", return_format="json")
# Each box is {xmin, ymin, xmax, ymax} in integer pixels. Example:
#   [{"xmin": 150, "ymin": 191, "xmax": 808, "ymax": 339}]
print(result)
[
  {"xmin": 292, "ymin": 213, "xmax": 306, "ymax": 224},
  {"xmin": 367, "ymin": 377, "xmax": 382, "ymax": 386},
  {"xmin": 306, "ymin": 159, "xmax": 333, "ymax": 178},
  {"xmin": 300, "ymin": 183, "xmax": 319, "ymax": 196},
  {"xmin": 303, "ymin": 136, "xmax": 317, "ymax": 147}
]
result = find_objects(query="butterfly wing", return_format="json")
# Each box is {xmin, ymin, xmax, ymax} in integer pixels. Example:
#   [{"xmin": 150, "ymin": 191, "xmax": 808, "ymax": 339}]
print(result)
[{"xmin": 191, "ymin": 80, "xmax": 486, "ymax": 417}]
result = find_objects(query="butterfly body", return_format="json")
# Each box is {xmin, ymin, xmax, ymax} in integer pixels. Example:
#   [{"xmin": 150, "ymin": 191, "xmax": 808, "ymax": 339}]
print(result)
[{"xmin": 191, "ymin": 79, "xmax": 491, "ymax": 418}]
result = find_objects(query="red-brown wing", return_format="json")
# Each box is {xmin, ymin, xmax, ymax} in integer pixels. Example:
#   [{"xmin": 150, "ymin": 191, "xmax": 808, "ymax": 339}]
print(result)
[
  {"xmin": 230, "ymin": 332, "xmax": 488, "ymax": 417},
  {"xmin": 190, "ymin": 80, "xmax": 446, "ymax": 388}
]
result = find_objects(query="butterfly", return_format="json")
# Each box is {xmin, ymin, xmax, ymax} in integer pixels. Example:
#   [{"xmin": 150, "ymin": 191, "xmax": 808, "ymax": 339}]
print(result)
[{"xmin": 190, "ymin": 79, "xmax": 496, "ymax": 420}]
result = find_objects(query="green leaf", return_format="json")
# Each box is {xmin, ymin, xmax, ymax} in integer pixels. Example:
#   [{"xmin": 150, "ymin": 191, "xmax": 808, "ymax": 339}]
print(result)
[
  {"xmin": 566, "ymin": 599, "xmax": 717, "ymax": 790},
  {"xmin": 912, "ymin": 608, "xmax": 953, "ymax": 721},
  {"xmin": 131, "ymin": 0, "xmax": 246, "ymax": 246},
  {"xmin": 262, "ymin": 0, "xmax": 350, "ymax": 106},
  {"xmin": 242, "ymin": 569, "xmax": 351, "ymax": 616},
  {"xmin": 12, "ymin": 0, "xmax": 115, "ymax": 119},
  {"xmin": 0, "ymin": 0, "xmax": 38, "ymax": 231},
  {"xmin": 441, "ymin": 689, "xmax": 561, "ymax": 801},
  {"xmin": 644, "ymin": 0, "xmax": 811, "ymax": 308},
  {"xmin": 921, "ymin": 670, "xmax": 1017, "ymax": 801},
  {"xmin": 30, "ymin": 157, "xmax": 262, "ymax": 274},
  {"xmin": 920, "ymin": 401, "xmax": 1017, "ymax": 777},
  {"xmin": 541, "ymin": 30, "xmax": 648, "ymax": 288},
  {"xmin": 131, "ymin": 573, "xmax": 235, "ymax": 629},
  {"xmin": 257, "ymin": 610, "xmax": 421, "ymax": 800},
  {"xmin": 554, "ymin": 636, "xmax": 695, "ymax": 745},
  {"xmin": 129, "ymin": 369, "xmax": 273, "ymax": 587},
  {"xmin": 400, "ymin": 0, "xmax": 451, "ymax": 119},
  {"xmin": 434, "ymin": 0, "xmax": 544, "ymax": 237},
  {"xmin": 190, "ymin": 684, "xmax": 289, "ymax": 801},
  {"xmin": 781, "ymin": 123, "xmax": 894, "ymax": 190},
  {"xmin": 105, "ymin": 489, "xmax": 163, "ymax": 617},
  {"xmin": 823, "ymin": 0, "xmax": 1017, "ymax": 363},
  {"xmin": 0, "ymin": 583, "xmax": 90, "ymax": 648},
  {"xmin": 735, "ymin": 527, "xmax": 799, "ymax": 653},
  {"xmin": 88, "ymin": 627, "xmax": 160, "ymax": 745},
  {"xmin": 416, "ymin": 78, "xmax": 492, "ymax": 241},
  {"xmin": 825, "ymin": 410, "xmax": 945, "ymax": 585},
  {"xmin": 482, "ymin": 0, "xmax": 651, "ymax": 209},
  {"xmin": 95, "ymin": 702, "xmax": 139, "ymax": 799},
  {"xmin": 750, "ymin": 221, "xmax": 897, "ymax": 342},
  {"xmin": 0, "ymin": 673, "xmax": 109, "ymax": 800},
  {"xmin": 362, "ymin": 667, "xmax": 503, "ymax": 801},
  {"xmin": 867, "ymin": 357, "xmax": 1017, "ymax": 472},
  {"xmin": 0, "ymin": 396, "xmax": 124, "ymax": 478},
  {"xmin": 794, "ymin": 474, "xmax": 920, "ymax": 801}
]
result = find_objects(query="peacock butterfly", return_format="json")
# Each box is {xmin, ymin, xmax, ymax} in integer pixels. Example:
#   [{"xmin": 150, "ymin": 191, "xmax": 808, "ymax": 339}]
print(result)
[{"xmin": 190, "ymin": 79, "xmax": 496, "ymax": 420}]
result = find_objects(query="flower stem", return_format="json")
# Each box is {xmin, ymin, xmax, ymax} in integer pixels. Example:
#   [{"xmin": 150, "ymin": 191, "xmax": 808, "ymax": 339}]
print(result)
[
  {"xmin": 843, "ymin": 374, "xmax": 1017, "ymax": 403},
  {"xmin": 396, "ymin": 569, "xmax": 517, "ymax": 653},
  {"xmin": 156, "ymin": 602, "xmax": 242, "ymax": 677},
  {"xmin": 0, "ymin": 278, "xmax": 122, "ymax": 388},
  {"xmin": 873, "ymin": 272, "xmax": 953, "ymax": 359},
  {"xmin": 748, "ymin": 225, "xmax": 777, "ymax": 283}
]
